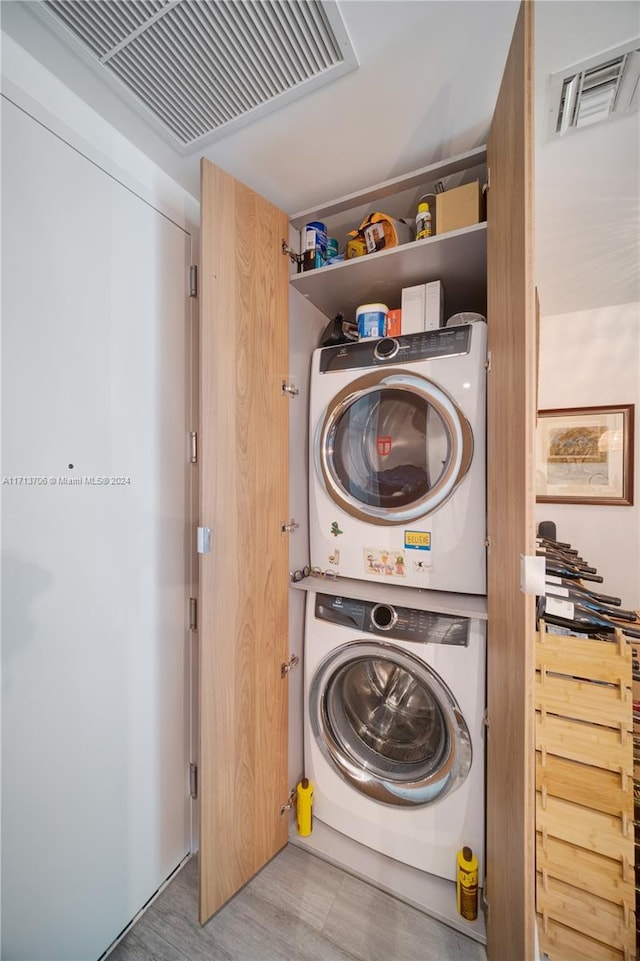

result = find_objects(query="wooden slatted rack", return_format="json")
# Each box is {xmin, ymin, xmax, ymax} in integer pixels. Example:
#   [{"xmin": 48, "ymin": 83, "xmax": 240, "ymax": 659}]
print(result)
[{"xmin": 535, "ymin": 622, "xmax": 635, "ymax": 961}]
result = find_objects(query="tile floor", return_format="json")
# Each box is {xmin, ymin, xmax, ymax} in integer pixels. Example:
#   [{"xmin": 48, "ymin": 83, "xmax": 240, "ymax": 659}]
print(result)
[{"xmin": 108, "ymin": 845, "xmax": 487, "ymax": 961}]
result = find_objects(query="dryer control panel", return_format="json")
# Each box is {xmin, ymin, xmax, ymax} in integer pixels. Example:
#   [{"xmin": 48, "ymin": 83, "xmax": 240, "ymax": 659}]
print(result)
[
  {"xmin": 319, "ymin": 324, "xmax": 473, "ymax": 373},
  {"xmin": 314, "ymin": 593, "xmax": 469, "ymax": 646}
]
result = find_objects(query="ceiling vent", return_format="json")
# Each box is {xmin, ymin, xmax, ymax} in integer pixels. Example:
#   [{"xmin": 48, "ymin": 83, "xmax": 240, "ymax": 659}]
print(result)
[
  {"xmin": 547, "ymin": 39, "xmax": 640, "ymax": 139},
  {"xmin": 37, "ymin": 0, "xmax": 358, "ymax": 154}
]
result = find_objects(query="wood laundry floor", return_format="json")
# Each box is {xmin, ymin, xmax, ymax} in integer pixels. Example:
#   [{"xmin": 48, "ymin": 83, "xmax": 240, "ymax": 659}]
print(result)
[{"xmin": 108, "ymin": 844, "xmax": 487, "ymax": 961}]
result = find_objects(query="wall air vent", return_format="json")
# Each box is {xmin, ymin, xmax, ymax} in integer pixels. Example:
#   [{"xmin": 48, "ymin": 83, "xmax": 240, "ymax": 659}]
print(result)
[
  {"xmin": 547, "ymin": 39, "xmax": 640, "ymax": 139},
  {"xmin": 38, "ymin": 0, "xmax": 358, "ymax": 154}
]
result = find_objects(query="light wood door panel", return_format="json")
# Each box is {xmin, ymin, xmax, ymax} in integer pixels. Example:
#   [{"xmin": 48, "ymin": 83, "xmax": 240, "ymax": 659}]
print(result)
[
  {"xmin": 199, "ymin": 160, "xmax": 290, "ymax": 924},
  {"xmin": 485, "ymin": 2, "xmax": 536, "ymax": 959}
]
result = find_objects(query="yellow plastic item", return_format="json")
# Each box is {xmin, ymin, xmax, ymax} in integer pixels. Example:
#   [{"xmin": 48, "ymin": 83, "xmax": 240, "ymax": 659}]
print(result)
[
  {"xmin": 296, "ymin": 778, "xmax": 313, "ymax": 837},
  {"xmin": 456, "ymin": 846, "xmax": 478, "ymax": 921},
  {"xmin": 345, "ymin": 236, "xmax": 367, "ymax": 260}
]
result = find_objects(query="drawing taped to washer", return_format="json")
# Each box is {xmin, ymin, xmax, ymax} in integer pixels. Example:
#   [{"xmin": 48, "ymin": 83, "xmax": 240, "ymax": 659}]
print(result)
[{"xmin": 308, "ymin": 323, "xmax": 487, "ymax": 594}]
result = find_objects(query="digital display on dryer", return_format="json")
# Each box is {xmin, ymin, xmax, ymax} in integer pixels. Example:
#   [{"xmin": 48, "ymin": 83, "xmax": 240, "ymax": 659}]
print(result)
[
  {"xmin": 315, "ymin": 594, "xmax": 469, "ymax": 646},
  {"xmin": 318, "ymin": 325, "xmax": 472, "ymax": 372}
]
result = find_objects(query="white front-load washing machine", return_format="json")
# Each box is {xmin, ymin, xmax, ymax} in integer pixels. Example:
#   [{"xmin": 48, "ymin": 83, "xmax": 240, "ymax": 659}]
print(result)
[
  {"xmin": 309, "ymin": 323, "xmax": 487, "ymax": 594},
  {"xmin": 304, "ymin": 590, "xmax": 486, "ymax": 883}
]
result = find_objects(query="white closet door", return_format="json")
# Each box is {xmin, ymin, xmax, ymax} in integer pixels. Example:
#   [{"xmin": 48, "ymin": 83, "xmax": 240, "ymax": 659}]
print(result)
[{"xmin": 1, "ymin": 100, "xmax": 192, "ymax": 961}]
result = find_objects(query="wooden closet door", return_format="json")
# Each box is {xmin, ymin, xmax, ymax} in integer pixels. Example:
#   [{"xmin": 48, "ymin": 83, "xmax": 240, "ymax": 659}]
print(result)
[
  {"xmin": 485, "ymin": 2, "xmax": 536, "ymax": 959},
  {"xmin": 198, "ymin": 160, "xmax": 290, "ymax": 924}
]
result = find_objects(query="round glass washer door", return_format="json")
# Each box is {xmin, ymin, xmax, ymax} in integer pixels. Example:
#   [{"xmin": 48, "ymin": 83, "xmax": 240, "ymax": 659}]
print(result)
[
  {"xmin": 317, "ymin": 371, "xmax": 474, "ymax": 525},
  {"xmin": 309, "ymin": 641, "xmax": 472, "ymax": 807}
]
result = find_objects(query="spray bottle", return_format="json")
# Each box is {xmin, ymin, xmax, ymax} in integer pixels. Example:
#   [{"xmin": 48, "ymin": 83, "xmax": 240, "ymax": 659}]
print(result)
[{"xmin": 456, "ymin": 846, "xmax": 479, "ymax": 920}]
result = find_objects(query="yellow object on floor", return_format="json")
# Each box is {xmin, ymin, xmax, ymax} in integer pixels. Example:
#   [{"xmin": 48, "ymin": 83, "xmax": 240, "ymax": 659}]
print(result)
[
  {"xmin": 296, "ymin": 778, "xmax": 313, "ymax": 837},
  {"xmin": 456, "ymin": 846, "xmax": 479, "ymax": 921}
]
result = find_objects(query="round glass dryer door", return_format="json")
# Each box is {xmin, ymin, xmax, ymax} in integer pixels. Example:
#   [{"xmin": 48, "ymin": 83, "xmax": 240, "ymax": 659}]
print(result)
[
  {"xmin": 318, "ymin": 372, "xmax": 474, "ymax": 524},
  {"xmin": 309, "ymin": 641, "xmax": 472, "ymax": 807}
]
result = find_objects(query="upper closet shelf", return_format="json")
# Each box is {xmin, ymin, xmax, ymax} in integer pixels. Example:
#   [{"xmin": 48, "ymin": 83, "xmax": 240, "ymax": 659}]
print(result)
[{"xmin": 289, "ymin": 222, "xmax": 487, "ymax": 322}]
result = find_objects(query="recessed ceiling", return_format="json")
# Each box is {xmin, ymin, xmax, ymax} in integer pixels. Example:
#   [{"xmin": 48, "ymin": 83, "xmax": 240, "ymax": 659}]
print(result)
[{"xmin": 37, "ymin": 0, "xmax": 358, "ymax": 153}]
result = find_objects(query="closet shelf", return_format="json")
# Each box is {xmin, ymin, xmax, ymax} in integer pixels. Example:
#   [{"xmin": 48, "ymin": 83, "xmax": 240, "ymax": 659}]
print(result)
[
  {"xmin": 289, "ymin": 223, "xmax": 487, "ymax": 323},
  {"xmin": 290, "ymin": 575, "xmax": 488, "ymax": 620}
]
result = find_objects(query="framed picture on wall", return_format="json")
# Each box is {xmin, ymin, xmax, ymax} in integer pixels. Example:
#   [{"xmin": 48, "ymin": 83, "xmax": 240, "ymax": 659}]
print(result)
[{"xmin": 536, "ymin": 405, "xmax": 635, "ymax": 506}]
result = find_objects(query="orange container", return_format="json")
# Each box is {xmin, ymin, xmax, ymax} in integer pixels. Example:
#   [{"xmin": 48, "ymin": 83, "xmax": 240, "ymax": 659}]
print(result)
[{"xmin": 386, "ymin": 309, "xmax": 402, "ymax": 336}]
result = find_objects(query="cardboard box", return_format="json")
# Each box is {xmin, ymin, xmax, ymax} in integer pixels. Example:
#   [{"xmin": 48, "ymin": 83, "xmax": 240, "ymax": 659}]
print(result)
[{"xmin": 435, "ymin": 181, "xmax": 483, "ymax": 235}]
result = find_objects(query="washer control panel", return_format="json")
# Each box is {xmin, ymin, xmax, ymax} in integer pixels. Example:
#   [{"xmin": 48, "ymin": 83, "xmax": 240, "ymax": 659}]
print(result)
[
  {"xmin": 314, "ymin": 593, "xmax": 469, "ymax": 646},
  {"xmin": 319, "ymin": 324, "xmax": 472, "ymax": 373}
]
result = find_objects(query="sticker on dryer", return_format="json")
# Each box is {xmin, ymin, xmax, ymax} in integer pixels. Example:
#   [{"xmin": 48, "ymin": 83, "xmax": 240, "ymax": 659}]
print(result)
[
  {"xmin": 330, "ymin": 521, "xmax": 343, "ymax": 537},
  {"xmin": 404, "ymin": 531, "xmax": 431, "ymax": 551},
  {"xmin": 404, "ymin": 531, "xmax": 432, "ymax": 574},
  {"xmin": 364, "ymin": 549, "xmax": 406, "ymax": 578}
]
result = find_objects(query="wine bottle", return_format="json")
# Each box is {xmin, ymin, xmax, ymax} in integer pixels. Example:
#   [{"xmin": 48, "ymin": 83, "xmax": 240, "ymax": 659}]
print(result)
[
  {"xmin": 537, "ymin": 595, "xmax": 615, "ymax": 638},
  {"xmin": 536, "ymin": 549, "xmax": 597, "ymax": 575},
  {"xmin": 537, "ymin": 536, "xmax": 578, "ymax": 556},
  {"xmin": 544, "ymin": 575, "xmax": 621, "ymax": 608},
  {"xmin": 544, "ymin": 583, "xmax": 637, "ymax": 623},
  {"xmin": 536, "ymin": 530, "xmax": 574, "ymax": 551},
  {"xmin": 537, "ymin": 595, "xmax": 640, "ymax": 639},
  {"xmin": 544, "ymin": 559, "xmax": 604, "ymax": 584}
]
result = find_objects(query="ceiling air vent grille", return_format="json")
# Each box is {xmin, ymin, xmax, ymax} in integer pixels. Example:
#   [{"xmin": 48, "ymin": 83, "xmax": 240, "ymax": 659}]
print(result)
[
  {"xmin": 39, "ymin": 0, "xmax": 357, "ymax": 154},
  {"xmin": 43, "ymin": 1, "xmax": 172, "ymax": 60},
  {"xmin": 548, "ymin": 39, "xmax": 640, "ymax": 139}
]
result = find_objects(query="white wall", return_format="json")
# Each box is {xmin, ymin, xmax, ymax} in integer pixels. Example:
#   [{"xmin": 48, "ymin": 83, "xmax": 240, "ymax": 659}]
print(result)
[
  {"xmin": 1, "ymin": 31, "xmax": 200, "ymax": 959},
  {"xmin": 535, "ymin": 303, "xmax": 640, "ymax": 609},
  {"xmin": 1, "ymin": 32, "xmax": 199, "ymax": 228}
]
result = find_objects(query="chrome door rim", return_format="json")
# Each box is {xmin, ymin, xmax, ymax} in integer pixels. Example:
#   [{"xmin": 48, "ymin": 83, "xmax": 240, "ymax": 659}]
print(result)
[
  {"xmin": 316, "ymin": 370, "xmax": 474, "ymax": 525},
  {"xmin": 309, "ymin": 641, "xmax": 472, "ymax": 807}
]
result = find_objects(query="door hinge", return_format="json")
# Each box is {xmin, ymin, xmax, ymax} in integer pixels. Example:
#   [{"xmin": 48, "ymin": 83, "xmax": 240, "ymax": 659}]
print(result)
[
  {"xmin": 281, "ymin": 379, "xmax": 300, "ymax": 397},
  {"xmin": 483, "ymin": 168, "xmax": 490, "ymax": 194},
  {"xmin": 189, "ymin": 264, "xmax": 198, "ymax": 297},
  {"xmin": 483, "ymin": 709, "xmax": 490, "ymax": 731},
  {"xmin": 484, "ymin": 350, "xmax": 492, "ymax": 372},
  {"xmin": 197, "ymin": 527, "xmax": 212, "ymax": 554},
  {"xmin": 281, "ymin": 519, "xmax": 300, "ymax": 534},
  {"xmin": 280, "ymin": 788, "xmax": 296, "ymax": 816},
  {"xmin": 281, "ymin": 654, "xmax": 300, "ymax": 679},
  {"xmin": 189, "ymin": 763, "xmax": 198, "ymax": 800},
  {"xmin": 190, "ymin": 431, "xmax": 198, "ymax": 464},
  {"xmin": 484, "ymin": 536, "xmax": 491, "ymax": 551},
  {"xmin": 281, "ymin": 240, "xmax": 303, "ymax": 267},
  {"xmin": 189, "ymin": 597, "xmax": 197, "ymax": 631}
]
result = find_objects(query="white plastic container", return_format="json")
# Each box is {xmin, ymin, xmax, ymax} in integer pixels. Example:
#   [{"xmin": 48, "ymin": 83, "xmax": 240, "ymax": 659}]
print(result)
[{"xmin": 356, "ymin": 303, "xmax": 388, "ymax": 339}]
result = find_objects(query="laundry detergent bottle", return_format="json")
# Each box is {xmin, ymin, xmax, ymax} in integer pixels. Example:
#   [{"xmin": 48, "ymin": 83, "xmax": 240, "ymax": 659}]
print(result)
[
  {"xmin": 456, "ymin": 846, "xmax": 479, "ymax": 920},
  {"xmin": 296, "ymin": 778, "xmax": 313, "ymax": 837}
]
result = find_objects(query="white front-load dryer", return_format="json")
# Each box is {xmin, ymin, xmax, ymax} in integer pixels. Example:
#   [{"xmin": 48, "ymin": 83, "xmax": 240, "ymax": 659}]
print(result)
[
  {"xmin": 304, "ymin": 590, "xmax": 486, "ymax": 883},
  {"xmin": 309, "ymin": 323, "xmax": 486, "ymax": 594}
]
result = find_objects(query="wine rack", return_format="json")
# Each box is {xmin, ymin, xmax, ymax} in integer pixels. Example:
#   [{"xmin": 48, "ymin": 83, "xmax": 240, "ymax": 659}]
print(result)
[
  {"xmin": 631, "ymin": 638, "xmax": 640, "ymax": 959},
  {"xmin": 535, "ymin": 622, "xmax": 635, "ymax": 961}
]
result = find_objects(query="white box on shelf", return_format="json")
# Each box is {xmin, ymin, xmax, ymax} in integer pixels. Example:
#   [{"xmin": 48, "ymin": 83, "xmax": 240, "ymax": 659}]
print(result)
[
  {"xmin": 401, "ymin": 281, "xmax": 444, "ymax": 333},
  {"xmin": 400, "ymin": 284, "xmax": 426, "ymax": 334},
  {"xmin": 425, "ymin": 280, "xmax": 444, "ymax": 330}
]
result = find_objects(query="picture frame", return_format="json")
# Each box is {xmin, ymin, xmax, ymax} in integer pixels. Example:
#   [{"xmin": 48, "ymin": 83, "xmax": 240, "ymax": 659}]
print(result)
[{"xmin": 536, "ymin": 405, "xmax": 634, "ymax": 506}]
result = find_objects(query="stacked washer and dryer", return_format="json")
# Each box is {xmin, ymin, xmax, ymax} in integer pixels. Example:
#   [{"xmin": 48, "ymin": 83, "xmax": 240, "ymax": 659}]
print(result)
[{"xmin": 303, "ymin": 321, "xmax": 488, "ymax": 897}]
